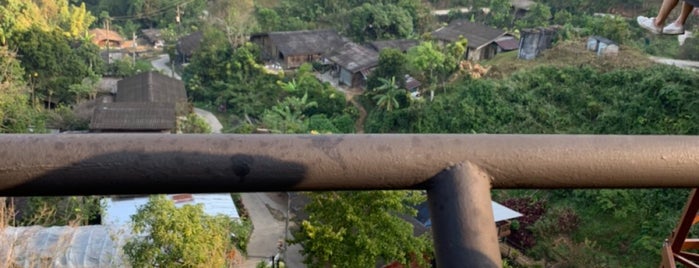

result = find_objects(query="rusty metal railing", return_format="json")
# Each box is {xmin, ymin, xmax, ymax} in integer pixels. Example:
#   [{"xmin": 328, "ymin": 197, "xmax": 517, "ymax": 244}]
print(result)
[{"xmin": 2, "ymin": 134, "xmax": 699, "ymax": 267}]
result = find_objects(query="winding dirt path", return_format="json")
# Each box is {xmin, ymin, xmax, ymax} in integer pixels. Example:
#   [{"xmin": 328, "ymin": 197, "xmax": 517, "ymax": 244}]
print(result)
[{"xmin": 350, "ymin": 97, "xmax": 367, "ymax": 133}]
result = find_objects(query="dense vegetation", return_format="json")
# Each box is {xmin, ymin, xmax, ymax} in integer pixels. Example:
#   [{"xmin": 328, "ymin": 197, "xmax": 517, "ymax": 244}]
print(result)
[{"xmin": 2, "ymin": 0, "xmax": 699, "ymax": 266}]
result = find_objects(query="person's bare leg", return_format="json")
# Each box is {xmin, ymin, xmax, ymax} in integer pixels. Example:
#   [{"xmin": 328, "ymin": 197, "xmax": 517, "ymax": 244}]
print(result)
[
  {"xmin": 655, "ymin": 0, "xmax": 680, "ymax": 27},
  {"xmin": 674, "ymin": 3, "xmax": 694, "ymax": 26}
]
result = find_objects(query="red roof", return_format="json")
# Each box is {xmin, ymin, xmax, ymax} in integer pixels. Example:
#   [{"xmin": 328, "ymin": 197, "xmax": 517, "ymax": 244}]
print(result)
[{"xmin": 495, "ymin": 37, "xmax": 519, "ymax": 51}]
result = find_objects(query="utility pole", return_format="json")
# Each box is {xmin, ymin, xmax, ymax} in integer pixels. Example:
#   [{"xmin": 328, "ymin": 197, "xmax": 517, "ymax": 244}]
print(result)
[
  {"xmin": 175, "ymin": 4, "xmax": 184, "ymax": 65},
  {"xmin": 105, "ymin": 17, "xmax": 111, "ymax": 65},
  {"xmin": 132, "ymin": 32, "xmax": 137, "ymax": 66}
]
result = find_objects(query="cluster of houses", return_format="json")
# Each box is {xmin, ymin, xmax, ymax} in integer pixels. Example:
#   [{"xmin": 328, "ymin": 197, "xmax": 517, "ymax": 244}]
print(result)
[
  {"xmin": 246, "ymin": 20, "xmax": 520, "ymax": 90},
  {"xmin": 88, "ymin": 28, "xmax": 165, "ymax": 63}
]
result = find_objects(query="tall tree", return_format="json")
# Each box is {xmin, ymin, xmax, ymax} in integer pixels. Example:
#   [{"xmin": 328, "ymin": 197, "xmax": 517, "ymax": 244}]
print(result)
[
  {"xmin": 0, "ymin": 0, "xmax": 95, "ymax": 42},
  {"xmin": 207, "ymin": 0, "xmax": 257, "ymax": 47},
  {"xmin": 0, "ymin": 46, "xmax": 42, "ymax": 133},
  {"xmin": 373, "ymin": 77, "xmax": 405, "ymax": 112},
  {"xmin": 515, "ymin": 3, "xmax": 552, "ymax": 29},
  {"xmin": 367, "ymin": 48, "xmax": 408, "ymax": 90},
  {"xmin": 346, "ymin": 3, "xmax": 414, "ymax": 42},
  {"xmin": 486, "ymin": 0, "xmax": 514, "ymax": 28},
  {"xmin": 406, "ymin": 41, "xmax": 447, "ymax": 101},
  {"xmin": 11, "ymin": 27, "xmax": 102, "ymax": 105},
  {"xmin": 123, "ymin": 195, "xmax": 237, "ymax": 267},
  {"xmin": 291, "ymin": 191, "xmax": 432, "ymax": 268},
  {"xmin": 262, "ymin": 93, "xmax": 317, "ymax": 133}
]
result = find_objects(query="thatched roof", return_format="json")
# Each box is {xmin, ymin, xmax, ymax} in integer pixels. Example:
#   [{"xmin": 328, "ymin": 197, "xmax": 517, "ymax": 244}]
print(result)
[
  {"xmin": 269, "ymin": 29, "xmax": 346, "ymax": 56},
  {"xmin": 90, "ymin": 102, "xmax": 175, "ymax": 131},
  {"xmin": 368, "ymin": 39, "xmax": 419, "ymax": 53},
  {"xmin": 176, "ymin": 31, "xmax": 203, "ymax": 57},
  {"xmin": 116, "ymin": 71, "xmax": 186, "ymax": 103},
  {"xmin": 89, "ymin": 28, "xmax": 124, "ymax": 44},
  {"xmin": 326, "ymin": 42, "xmax": 379, "ymax": 73},
  {"xmin": 432, "ymin": 20, "xmax": 507, "ymax": 50}
]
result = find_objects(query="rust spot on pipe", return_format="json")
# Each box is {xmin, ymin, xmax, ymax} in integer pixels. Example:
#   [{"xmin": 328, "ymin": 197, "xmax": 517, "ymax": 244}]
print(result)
[{"xmin": 231, "ymin": 155, "xmax": 253, "ymax": 178}]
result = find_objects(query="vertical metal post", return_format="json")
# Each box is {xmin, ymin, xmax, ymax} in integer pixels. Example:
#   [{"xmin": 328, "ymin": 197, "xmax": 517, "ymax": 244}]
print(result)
[{"xmin": 426, "ymin": 162, "xmax": 501, "ymax": 267}]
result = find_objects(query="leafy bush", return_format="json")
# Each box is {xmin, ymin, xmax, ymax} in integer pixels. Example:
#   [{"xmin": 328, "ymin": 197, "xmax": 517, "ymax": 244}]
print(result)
[{"xmin": 502, "ymin": 197, "xmax": 547, "ymax": 250}]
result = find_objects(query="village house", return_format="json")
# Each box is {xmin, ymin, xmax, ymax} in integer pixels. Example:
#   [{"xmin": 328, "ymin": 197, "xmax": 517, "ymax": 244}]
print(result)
[
  {"xmin": 587, "ymin": 36, "xmax": 619, "ymax": 57},
  {"xmin": 89, "ymin": 102, "xmax": 176, "ymax": 133},
  {"xmin": 176, "ymin": 31, "xmax": 203, "ymax": 64},
  {"xmin": 325, "ymin": 42, "xmax": 380, "ymax": 89},
  {"xmin": 518, "ymin": 26, "xmax": 560, "ymax": 60},
  {"xmin": 251, "ymin": 29, "xmax": 346, "ymax": 69},
  {"xmin": 432, "ymin": 20, "xmax": 518, "ymax": 61},
  {"xmin": 89, "ymin": 71, "xmax": 187, "ymax": 133},
  {"xmin": 141, "ymin": 28, "xmax": 164, "ymax": 48},
  {"xmin": 115, "ymin": 71, "xmax": 187, "ymax": 106},
  {"xmin": 89, "ymin": 28, "xmax": 124, "ymax": 48}
]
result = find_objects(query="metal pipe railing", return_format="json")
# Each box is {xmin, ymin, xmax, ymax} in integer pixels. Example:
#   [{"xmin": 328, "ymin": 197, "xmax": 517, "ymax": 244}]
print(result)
[
  {"xmin": 2, "ymin": 134, "xmax": 699, "ymax": 266},
  {"xmin": 1, "ymin": 134, "xmax": 699, "ymax": 195}
]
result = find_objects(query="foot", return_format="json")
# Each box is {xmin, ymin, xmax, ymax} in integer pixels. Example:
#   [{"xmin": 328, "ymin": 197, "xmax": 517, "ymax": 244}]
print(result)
[
  {"xmin": 663, "ymin": 22, "xmax": 685, "ymax": 35},
  {"xmin": 637, "ymin": 16, "xmax": 662, "ymax": 34}
]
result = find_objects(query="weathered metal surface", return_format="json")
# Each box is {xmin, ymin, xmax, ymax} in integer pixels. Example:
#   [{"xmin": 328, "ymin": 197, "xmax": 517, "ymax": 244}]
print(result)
[
  {"xmin": 2, "ymin": 134, "xmax": 699, "ymax": 195},
  {"xmin": 426, "ymin": 162, "xmax": 501, "ymax": 267}
]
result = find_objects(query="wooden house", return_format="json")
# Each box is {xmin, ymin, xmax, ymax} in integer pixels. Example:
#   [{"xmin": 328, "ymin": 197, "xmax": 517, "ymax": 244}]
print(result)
[
  {"xmin": 141, "ymin": 28, "xmax": 164, "ymax": 48},
  {"xmin": 116, "ymin": 71, "xmax": 187, "ymax": 105},
  {"xmin": 90, "ymin": 71, "xmax": 188, "ymax": 133},
  {"xmin": 432, "ymin": 20, "xmax": 517, "ymax": 61},
  {"xmin": 325, "ymin": 42, "xmax": 379, "ymax": 89},
  {"xmin": 89, "ymin": 102, "xmax": 176, "ymax": 133},
  {"xmin": 251, "ymin": 30, "xmax": 346, "ymax": 68},
  {"xmin": 176, "ymin": 31, "xmax": 203, "ymax": 63}
]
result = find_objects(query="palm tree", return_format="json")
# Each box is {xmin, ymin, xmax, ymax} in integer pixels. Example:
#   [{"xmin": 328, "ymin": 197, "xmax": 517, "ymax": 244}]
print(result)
[
  {"xmin": 373, "ymin": 89, "xmax": 402, "ymax": 111},
  {"xmin": 373, "ymin": 76, "xmax": 404, "ymax": 112}
]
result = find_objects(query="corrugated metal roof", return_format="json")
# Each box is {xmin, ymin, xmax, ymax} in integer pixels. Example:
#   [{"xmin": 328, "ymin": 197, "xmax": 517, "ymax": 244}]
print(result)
[
  {"xmin": 269, "ymin": 29, "xmax": 346, "ymax": 56},
  {"xmin": 102, "ymin": 194, "xmax": 240, "ymax": 228},
  {"xmin": 495, "ymin": 36, "xmax": 520, "ymax": 51},
  {"xmin": 326, "ymin": 42, "xmax": 379, "ymax": 73},
  {"xmin": 1, "ymin": 225, "xmax": 128, "ymax": 267},
  {"xmin": 432, "ymin": 20, "xmax": 507, "ymax": 49},
  {"xmin": 116, "ymin": 71, "xmax": 186, "ymax": 103},
  {"xmin": 89, "ymin": 102, "xmax": 176, "ymax": 131}
]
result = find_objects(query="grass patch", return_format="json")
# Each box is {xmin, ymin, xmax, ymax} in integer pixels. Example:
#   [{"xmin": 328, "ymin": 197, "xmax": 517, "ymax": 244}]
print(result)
[
  {"xmin": 484, "ymin": 38, "xmax": 655, "ymax": 79},
  {"xmin": 254, "ymin": 0, "xmax": 280, "ymax": 8}
]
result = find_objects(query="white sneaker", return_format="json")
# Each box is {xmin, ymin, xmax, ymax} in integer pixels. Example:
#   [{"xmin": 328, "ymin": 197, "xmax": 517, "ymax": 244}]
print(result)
[
  {"xmin": 637, "ymin": 16, "xmax": 662, "ymax": 34},
  {"xmin": 663, "ymin": 22, "xmax": 685, "ymax": 35}
]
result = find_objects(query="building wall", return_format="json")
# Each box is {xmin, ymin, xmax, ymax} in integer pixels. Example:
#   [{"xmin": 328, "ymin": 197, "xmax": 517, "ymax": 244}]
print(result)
[
  {"xmin": 339, "ymin": 68, "xmax": 353, "ymax": 86},
  {"xmin": 586, "ymin": 37, "xmax": 599, "ymax": 51},
  {"xmin": 251, "ymin": 35, "xmax": 273, "ymax": 60},
  {"xmin": 598, "ymin": 44, "xmax": 619, "ymax": 57},
  {"xmin": 351, "ymin": 72, "xmax": 365, "ymax": 88},
  {"xmin": 282, "ymin": 53, "xmax": 321, "ymax": 69},
  {"xmin": 518, "ymin": 27, "xmax": 558, "ymax": 60}
]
